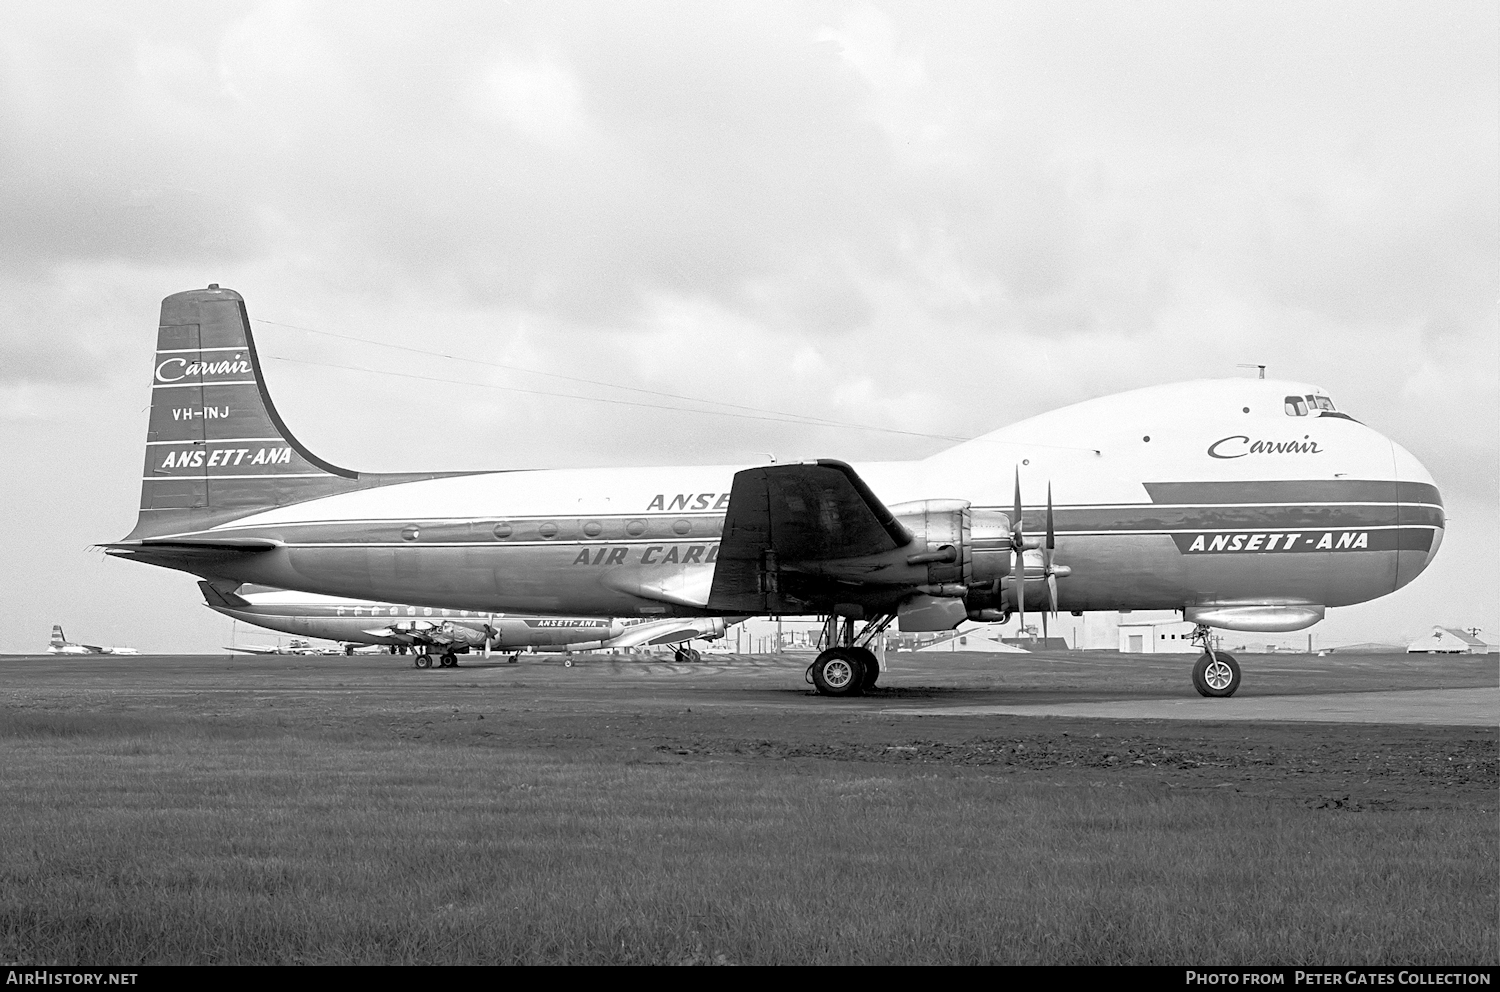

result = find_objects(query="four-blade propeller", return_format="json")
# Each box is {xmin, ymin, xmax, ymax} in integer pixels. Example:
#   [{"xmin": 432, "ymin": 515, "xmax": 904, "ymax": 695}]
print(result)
[{"xmin": 1009, "ymin": 470, "xmax": 1061, "ymax": 641}]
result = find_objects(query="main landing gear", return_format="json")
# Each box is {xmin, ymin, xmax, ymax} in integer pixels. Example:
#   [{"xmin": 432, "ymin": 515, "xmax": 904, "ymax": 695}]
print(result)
[
  {"xmin": 1189, "ymin": 624, "xmax": 1241, "ymax": 697},
  {"xmin": 806, "ymin": 614, "xmax": 891, "ymax": 697},
  {"xmin": 673, "ymin": 644, "xmax": 702, "ymax": 664}
]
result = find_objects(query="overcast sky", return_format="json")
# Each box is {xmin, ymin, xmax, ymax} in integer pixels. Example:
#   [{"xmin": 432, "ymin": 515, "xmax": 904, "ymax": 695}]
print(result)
[{"xmin": 1, "ymin": 1, "xmax": 1495, "ymax": 653}]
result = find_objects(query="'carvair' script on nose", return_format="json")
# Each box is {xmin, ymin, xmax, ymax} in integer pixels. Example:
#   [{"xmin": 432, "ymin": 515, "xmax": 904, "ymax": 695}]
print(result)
[{"xmin": 1207, "ymin": 435, "xmax": 1323, "ymax": 459}]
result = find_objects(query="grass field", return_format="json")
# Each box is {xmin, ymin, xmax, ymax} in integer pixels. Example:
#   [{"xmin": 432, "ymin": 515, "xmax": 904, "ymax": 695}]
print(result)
[{"xmin": 1, "ymin": 651, "xmax": 1495, "ymax": 965}]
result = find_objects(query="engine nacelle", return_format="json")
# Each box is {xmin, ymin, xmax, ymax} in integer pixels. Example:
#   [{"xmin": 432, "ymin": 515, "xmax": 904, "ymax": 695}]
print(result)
[{"xmin": 888, "ymin": 500, "xmax": 1012, "ymax": 590}]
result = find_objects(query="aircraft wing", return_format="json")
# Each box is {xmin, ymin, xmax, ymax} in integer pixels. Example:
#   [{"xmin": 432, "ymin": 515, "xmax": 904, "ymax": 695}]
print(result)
[
  {"xmin": 597, "ymin": 617, "xmax": 730, "ymax": 651},
  {"xmin": 225, "ymin": 644, "xmax": 284, "ymax": 654},
  {"xmin": 363, "ymin": 621, "xmax": 473, "ymax": 647},
  {"xmin": 708, "ymin": 459, "xmax": 912, "ymax": 611}
]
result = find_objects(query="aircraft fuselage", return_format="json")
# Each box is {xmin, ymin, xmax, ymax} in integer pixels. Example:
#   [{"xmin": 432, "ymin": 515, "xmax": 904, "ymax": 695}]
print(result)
[{"xmin": 172, "ymin": 379, "xmax": 1441, "ymax": 624}]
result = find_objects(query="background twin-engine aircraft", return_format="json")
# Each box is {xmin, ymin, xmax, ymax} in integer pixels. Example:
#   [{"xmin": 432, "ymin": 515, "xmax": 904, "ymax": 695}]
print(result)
[
  {"xmin": 47, "ymin": 624, "xmax": 138, "ymax": 656},
  {"xmin": 204, "ymin": 583, "xmax": 730, "ymax": 667},
  {"xmin": 104, "ymin": 287, "xmax": 1444, "ymax": 697}
]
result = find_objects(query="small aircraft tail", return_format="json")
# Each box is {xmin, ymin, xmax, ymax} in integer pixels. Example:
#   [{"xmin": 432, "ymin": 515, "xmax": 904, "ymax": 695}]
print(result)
[
  {"xmin": 50, "ymin": 624, "xmax": 67, "ymax": 647},
  {"xmin": 124, "ymin": 285, "xmax": 363, "ymax": 540}
]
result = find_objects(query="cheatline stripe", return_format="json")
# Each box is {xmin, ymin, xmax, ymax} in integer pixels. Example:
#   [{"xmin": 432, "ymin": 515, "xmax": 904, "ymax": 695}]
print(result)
[
  {"xmin": 155, "ymin": 346, "xmax": 249, "ymax": 355},
  {"xmin": 196, "ymin": 526, "xmax": 1444, "ymax": 550},
  {"xmin": 143, "ymin": 474, "xmax": 334, "ymax": 481},
  {"xmin": 145, "ymin": 438, "xmax": 284, "ymax": 446},
  {"xmin": 196, "ymin": 503, "xmax": 1420, "ymax": 530},
  {"xmin": 1144, "ymin": 480, "xmax": 1442, "ymax": 505},
  {"xmin": 205, "ymin": 513, "xmax": 730, "ymax": 532},
  {"xmin": 195, "ymin": 508, "xmax": 1436, "ymax": 535},
  {"xmin": 152, "ymin": 380, "xmax": 259, "ymax": 389}
]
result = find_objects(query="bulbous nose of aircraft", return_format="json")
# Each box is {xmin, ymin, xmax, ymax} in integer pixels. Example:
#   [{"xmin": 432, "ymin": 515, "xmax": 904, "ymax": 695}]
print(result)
[{"xmin": 1392, "ymin": 439, "xmax": 1444, "ymax": 591}]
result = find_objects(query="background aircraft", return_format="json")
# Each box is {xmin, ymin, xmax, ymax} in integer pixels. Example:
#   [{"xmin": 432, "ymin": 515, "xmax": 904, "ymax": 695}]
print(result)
[
  {"xmin": 203, "ymin": 583, "xmax": 731, "ymax": 668},
  {"xmin": 106, "ymin": 287, "xmax": 1444, "ymax": 697},
  {"xmin": 47, "ymin": 625, "xmax": 139, "ymax": 656},
  {"xmin": 226, "ymin": 637, "xmax": 341, "ymax": 656}
]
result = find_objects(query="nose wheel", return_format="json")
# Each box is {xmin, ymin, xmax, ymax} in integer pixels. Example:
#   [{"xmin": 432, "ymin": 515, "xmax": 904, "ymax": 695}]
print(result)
[
  {"xmin": 1188, "ymin": 624, "xmax": 1241, "ymax": 697},
  {"xmin": 1193, "ymin": 651, "xmax": 1241, "ymax": 697}
]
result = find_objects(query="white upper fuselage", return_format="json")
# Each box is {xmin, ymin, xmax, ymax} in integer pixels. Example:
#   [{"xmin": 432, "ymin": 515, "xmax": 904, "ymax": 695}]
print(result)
[{"xmin": 176, "ymin": 378, "xmax": 1441, "ymax": 621}]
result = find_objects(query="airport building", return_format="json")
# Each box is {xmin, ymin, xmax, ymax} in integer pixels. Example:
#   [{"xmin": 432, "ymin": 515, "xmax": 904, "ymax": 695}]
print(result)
[
  {"xmin": 1406, "ymin": 627, "xmax": 1494, "ymax": 654},
  {"xmin": 1116, "ymin": 619, "xmax": 1199, "ymax": 654}
]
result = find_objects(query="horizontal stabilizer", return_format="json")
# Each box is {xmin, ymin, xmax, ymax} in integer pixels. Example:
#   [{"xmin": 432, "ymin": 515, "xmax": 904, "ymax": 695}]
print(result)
[{"xmin": 102, "ymin": 538, "xmax": 279, "ymax": 576}]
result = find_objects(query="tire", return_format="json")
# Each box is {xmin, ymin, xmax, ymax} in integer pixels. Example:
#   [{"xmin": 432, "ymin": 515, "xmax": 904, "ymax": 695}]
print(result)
[
  {"xmin": 441, "ymin": 654, "xmax": 457, "ymax": 668},
  {"xmin": 416, "ymin": 653, "xmax": 432, "ymax": 669},
  {"xmin": 811, "ymin": 648, "xmax": 865, "ymax": 697},
  {"xmin": 1192, "ymin": 651, "xmax": 1240, "ymax": 697},
  {"xmin": 689, "ymin": 649, "xmax": 702, "ymax": 664},
  {"xmin": 850, "ymin": 646, "xmax": 880, "ymax": 689},
  {"xmin": 563, "ymin": 658, "xmax": 574, "ymax": 668}
]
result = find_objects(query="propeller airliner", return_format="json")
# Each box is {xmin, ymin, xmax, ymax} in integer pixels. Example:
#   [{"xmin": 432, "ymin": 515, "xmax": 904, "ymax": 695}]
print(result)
[
  {"xmin": 47, "ymin": 624, "xmax": 139, "ymax": 656},
  {"xmin": 203, "ymin": 583, "xmax": 731, "ymax": 667},
  {"xmin": 105, "ymin": 286, "xmax": 1444, "ymax": 697}
]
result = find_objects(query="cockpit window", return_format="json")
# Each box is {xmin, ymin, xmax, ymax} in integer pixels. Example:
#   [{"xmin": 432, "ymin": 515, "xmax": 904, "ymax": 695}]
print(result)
[
  {"xmin": 1285, "ymin": 396, "xmax": 1308, "ymax": 416},
  {"xmin": 1312, "ymin": 395, "xmax": 1335, "ymax": 412}
]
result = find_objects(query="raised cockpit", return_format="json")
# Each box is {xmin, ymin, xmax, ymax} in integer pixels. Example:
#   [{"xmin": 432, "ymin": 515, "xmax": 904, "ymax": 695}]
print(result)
[
  {"xmin": 1284, "ymin": 393, "xmax": 1358, "ymax": 421},
  {"xmin": 1285, "ymin": 393, "xmax": 1333, "ymax": 416}
]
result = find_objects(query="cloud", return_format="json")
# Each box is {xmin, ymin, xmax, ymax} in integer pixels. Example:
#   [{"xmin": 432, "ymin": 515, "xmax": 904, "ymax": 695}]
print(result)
[{"xmin": 0, "ymin": 0, "xmax": 1494, "ymax": 648}]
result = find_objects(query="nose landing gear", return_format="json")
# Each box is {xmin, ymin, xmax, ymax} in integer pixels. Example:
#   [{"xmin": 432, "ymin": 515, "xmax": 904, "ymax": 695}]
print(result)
[{"xmin": 1189, "ymin": 623, "xmax": 1241, "ymax": 697}]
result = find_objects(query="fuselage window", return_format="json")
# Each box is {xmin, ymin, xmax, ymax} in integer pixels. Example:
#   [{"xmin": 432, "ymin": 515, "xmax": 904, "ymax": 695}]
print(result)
[{"xmin": 1285, "ymin": 396, "xmax": 1308, "ymax": 416}]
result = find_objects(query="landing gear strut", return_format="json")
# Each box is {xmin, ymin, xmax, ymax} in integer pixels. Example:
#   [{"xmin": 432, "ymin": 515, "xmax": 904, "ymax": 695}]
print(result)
[
  {"xmin": 807, "ymin": 614, "xmax": 892, "ymax": 697},
  {"xmin": 1189, "ymin": 623, "xmax": 1241, "ymax": 697}
]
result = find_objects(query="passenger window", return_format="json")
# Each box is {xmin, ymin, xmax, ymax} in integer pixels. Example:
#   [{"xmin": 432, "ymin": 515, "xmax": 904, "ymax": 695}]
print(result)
[{"xmin": 1284, "ymin": 396, "xmax": 1307, "ymax": 416}]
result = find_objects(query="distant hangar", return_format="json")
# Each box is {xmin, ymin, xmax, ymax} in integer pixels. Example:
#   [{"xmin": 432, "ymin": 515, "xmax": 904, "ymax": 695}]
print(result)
[{"xmin": 1406, "ymin": 627, "xmax": 1494, "ymax": 654}]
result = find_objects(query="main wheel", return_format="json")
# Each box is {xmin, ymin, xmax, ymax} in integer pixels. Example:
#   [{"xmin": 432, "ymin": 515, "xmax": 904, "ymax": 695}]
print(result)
[
  {"xmin": 810, "ymin": 648, "xmax": 865, "ymax": 697},
  {"xmin": 416, "ymin": 653, "xmax": 432, "ymax": 669},
  {"xmin": 441, "ymin": 653, "xmax": 457, "ymax": 668},
  {"xmin": 850, "ymin": 646, "xmax": 880, "ymax": 689},
  {"xmin": 689, "ymin": 649, "xmax": 702, "ymax": 664},
  {"xmin": 1192, "ymin": 651, "xmax": 1241, "ymax": 697},
  {"xmin": 563, "ymin": 657, "xmax": 574, "ymax": 668}
]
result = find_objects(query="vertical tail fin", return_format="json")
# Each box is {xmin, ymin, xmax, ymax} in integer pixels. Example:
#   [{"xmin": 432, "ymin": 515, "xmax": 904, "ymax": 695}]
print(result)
[
  {"xmin": 50, "ymin": 625, "xmax": 66, "ymax": 647},
  {"xmin": 127, "ymin": 285, "xmax": 362, "ymax": 539}
]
